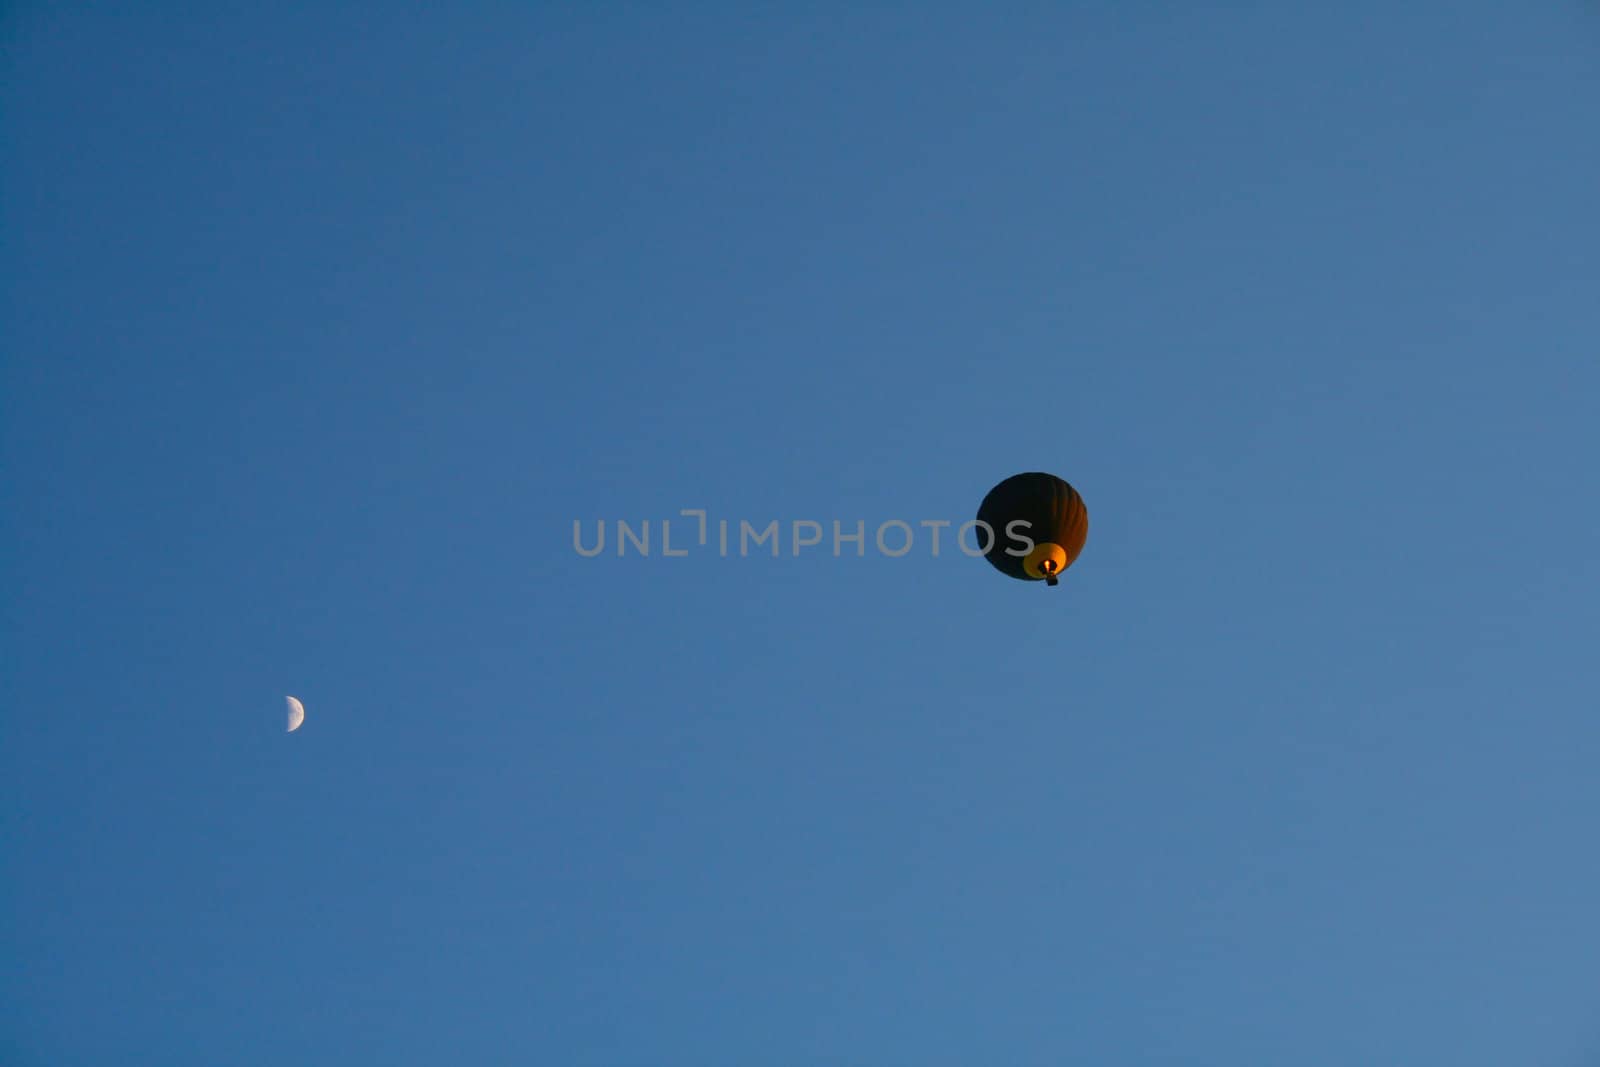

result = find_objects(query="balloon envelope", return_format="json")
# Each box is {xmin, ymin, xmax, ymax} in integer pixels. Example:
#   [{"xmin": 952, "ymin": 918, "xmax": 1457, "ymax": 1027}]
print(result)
[{"xmin": 975, "ymin": 472, "xmax": 1088, "ymax": 586}]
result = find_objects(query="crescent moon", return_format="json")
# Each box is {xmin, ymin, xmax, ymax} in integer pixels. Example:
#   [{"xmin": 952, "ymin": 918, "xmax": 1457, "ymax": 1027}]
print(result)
[{"xmin": 286, "ymin": 696, "xmax": 305, "ymax": 733}]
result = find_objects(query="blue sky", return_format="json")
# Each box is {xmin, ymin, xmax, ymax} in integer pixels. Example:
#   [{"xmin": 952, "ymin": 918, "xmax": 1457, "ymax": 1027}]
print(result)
[{"xmin": 4, "ymin": 4, "xmax": 1598, "ymax": 1064}]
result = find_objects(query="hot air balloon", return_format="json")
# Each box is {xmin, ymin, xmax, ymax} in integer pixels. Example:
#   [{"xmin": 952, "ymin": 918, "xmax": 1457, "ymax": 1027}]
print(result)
[{"xmin": 975, "ymin": 472, "xmax": 1088, "ymax": 587}]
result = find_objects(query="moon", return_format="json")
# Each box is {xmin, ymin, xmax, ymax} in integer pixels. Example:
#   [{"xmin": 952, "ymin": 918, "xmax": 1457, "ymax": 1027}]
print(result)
[{"xmin": 286, "ymin": 695, "xmax": 305, "ymax": 733}]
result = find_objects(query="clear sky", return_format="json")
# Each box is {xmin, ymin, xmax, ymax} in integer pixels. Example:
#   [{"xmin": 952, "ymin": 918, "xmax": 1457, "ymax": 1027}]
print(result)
[{"xmin": 4, "ymin": 4, "xmax": 1598, "ymax": 1064}]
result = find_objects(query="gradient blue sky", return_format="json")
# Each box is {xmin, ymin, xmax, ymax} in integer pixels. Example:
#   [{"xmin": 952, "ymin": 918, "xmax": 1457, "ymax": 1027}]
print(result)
[{"xmin": 4, "ymin": 4, "xmax": 1598, "ymax": 1064}]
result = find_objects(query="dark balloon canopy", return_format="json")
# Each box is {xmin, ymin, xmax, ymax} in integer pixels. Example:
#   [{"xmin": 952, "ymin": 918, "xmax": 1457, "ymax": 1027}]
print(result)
[{"xmin": 975, "ymin": 472, "xmax": 1088, "ymax": 587}]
